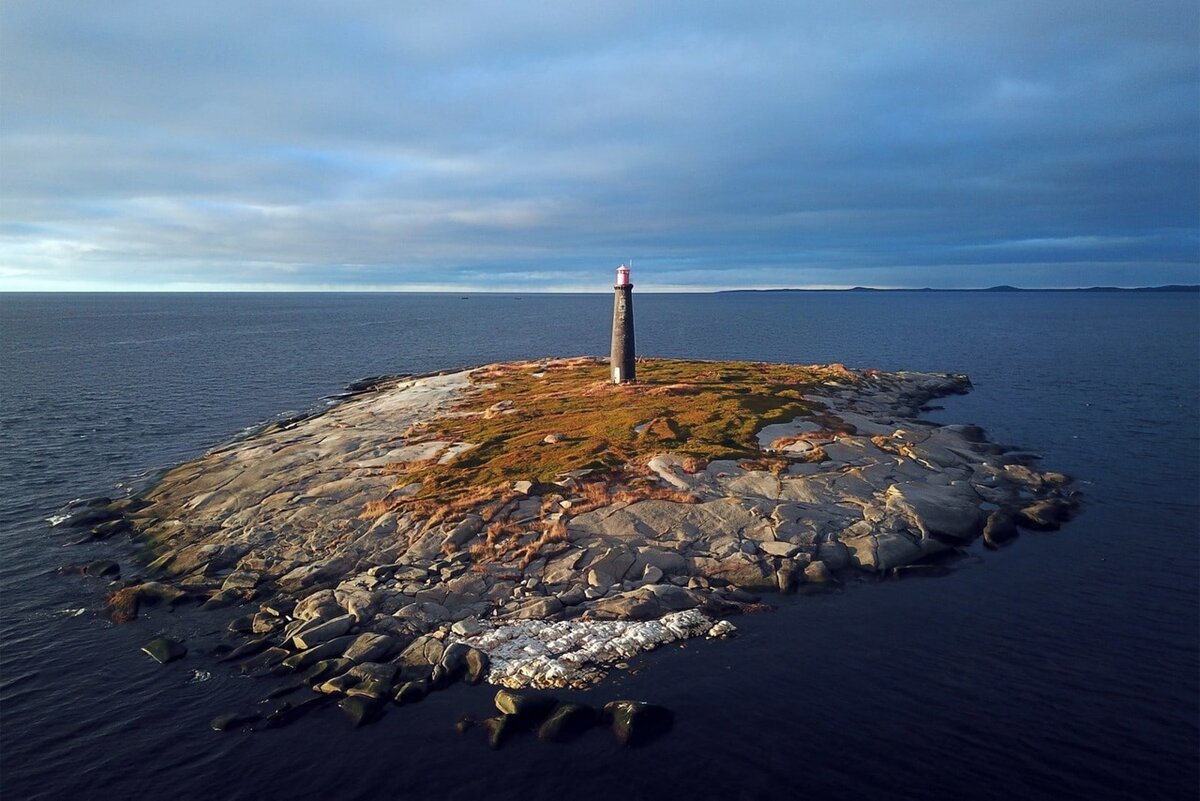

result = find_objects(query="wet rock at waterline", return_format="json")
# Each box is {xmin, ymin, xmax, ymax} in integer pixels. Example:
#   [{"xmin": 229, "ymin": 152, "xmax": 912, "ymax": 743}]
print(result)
[
  {"xmin": 604, "ymin": 700, "xmax": 675, "ymax": 747},
  {"xmin": 141, "ymin": 637, "xmax": 187, "ymax": 664},
  {"xmin": 538, "ymin": 702, "xmax": 599, "ymax": 743}
]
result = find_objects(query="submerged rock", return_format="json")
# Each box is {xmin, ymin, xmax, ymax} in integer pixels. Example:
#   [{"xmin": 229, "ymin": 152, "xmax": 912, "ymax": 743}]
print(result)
[
  {"xmin": 211, "ymin": 711, "xmax": 262, "ymax": 731},
  {"xmin": 537, "ymin": 702, "xmax": 598, "ymax": 742},
  {"xmin": 141, "ymin": 637, "xmax": 187, "ymax": 664},
  {"xmin": 261, "ymin": 695, "xmax": 329, "ymax": 729},
  {"xmin": 337, "ymin": 695, "xmax": 383, "ymax": 728},
  {"xmin": 603, "ymin": 700, "xmax": 674, "ymax": 747},
  {"xmin": 393, "ymin": 679, "xmax": 429, "ymax": 705},
  {"xmin": 494, "ymin": 688, "xmax": 558, "ymax": 723},
  {"xmin": 483, "ymin": 714, "xmax": 521, "ymax": 749},
  {"xmin": 1017, "ymin": 498, "xmax": 1075, "ymax": 531},
  {"xmin": 86, "ymin": 560, "xmax": 120, "ymax": 579}
]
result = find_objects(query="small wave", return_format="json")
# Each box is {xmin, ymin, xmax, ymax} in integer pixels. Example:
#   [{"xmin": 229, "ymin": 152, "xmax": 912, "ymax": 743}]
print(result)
[
  {"xmin": 187, "ymin": 669, "xmax": 213, "ymax": 684},
  {"xmin": 57, "ymin": 608, "xmax": 87, "ymax": 618},
  {"xmin": 45, "ymin": 513, "xmax": 71, "ymax": 526}
]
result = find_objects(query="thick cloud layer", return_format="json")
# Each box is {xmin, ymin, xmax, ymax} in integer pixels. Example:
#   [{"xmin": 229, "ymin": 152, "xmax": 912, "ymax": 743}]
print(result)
[{"xmin": 1, "ymin": 1, "xmax": 1197, "ymax": 290}]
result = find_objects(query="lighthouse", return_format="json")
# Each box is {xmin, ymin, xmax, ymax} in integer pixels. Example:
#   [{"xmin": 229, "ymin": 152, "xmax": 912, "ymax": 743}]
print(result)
[{"xmin": 610, "ymin": 263, "xmax": 635, "ymax": 383}]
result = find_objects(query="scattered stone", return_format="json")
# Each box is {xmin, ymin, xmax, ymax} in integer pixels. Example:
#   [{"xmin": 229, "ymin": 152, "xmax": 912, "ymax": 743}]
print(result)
[{"xmin": 707, "ymin": 620, "xmax": 737, "ymax": 638}]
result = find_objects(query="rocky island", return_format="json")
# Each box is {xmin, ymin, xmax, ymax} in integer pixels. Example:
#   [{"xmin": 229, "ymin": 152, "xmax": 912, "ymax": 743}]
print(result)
[{"xmin": 63, "ymin": 356, "xmax": 1078, "ymax": 728}]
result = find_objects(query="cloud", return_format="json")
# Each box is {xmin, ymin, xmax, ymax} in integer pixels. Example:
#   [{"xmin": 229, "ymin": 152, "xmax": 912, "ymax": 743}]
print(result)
[{"xmin": 0, "ymin": 0, "xmax": 1197, "ymax": 290}]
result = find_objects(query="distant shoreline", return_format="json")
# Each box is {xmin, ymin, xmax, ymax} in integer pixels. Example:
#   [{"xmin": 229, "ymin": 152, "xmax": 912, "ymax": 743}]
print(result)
[
  {"xmin": 718, "ymin": 284, "xmax": 1200, "ymax": 294},
  {"xmin": 1, "ymin": 284, "xmax": 1196, "ymax": 295}
]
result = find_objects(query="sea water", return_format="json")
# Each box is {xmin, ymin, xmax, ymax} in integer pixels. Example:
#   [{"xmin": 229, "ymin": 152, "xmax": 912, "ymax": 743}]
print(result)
[{"xmin": 1, "ymin": 291, "xmax": 1196, "ymax": 801}]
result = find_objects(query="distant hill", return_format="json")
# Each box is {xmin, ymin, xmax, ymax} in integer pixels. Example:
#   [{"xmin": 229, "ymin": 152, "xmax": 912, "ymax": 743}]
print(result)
[{"xmin": 719, "ymin": 285, "xmax": 1200, "ymax": 294}]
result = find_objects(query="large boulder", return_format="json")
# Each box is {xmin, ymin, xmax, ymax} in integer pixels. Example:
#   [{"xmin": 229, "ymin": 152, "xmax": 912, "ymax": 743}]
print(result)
[
  {"xmin": 280, "ymin": 635, "xmax": 357, "ymax": 671},
  {"xmin": 292, "ymin": 589, "xmax": 340, "ymax": 622},
  {"xmin": 983, "ymin": 511, "xmax": 1020, "ymax": 548},
  {"xmin": 586, "ymin": 589, "xmax": 664, "ymax": 620},
  {"xmin": 884, "ymin": 482, "xmax": 984, "ymax": 543},
  {"xmin": 395, "ymin": 634, "xmax": 445, "ymax": 667},
  {"xmin": 584, "ymin": 547, "xmax": 637, "ymax": 583},
  {"xmin": 343, "ymin": 632, "xmax": 398, "ymax": 663},
  {"xmin": 844, "ymin": 532, "xmax": 924, "ymax": 571},
  {"xmin": 816, "ymin": 540, "xmax": 851, "ymax": 570},
  {"xmin": 705, "ymin": 554, "xmax": 776, "ymax": 591},
  {"xmin": 291, "ymin": 613, "xmax": 355, "ymax": 649},
  {"xmin": 494, "ymin": 689, "xmax": 558, "ymax": 723}
]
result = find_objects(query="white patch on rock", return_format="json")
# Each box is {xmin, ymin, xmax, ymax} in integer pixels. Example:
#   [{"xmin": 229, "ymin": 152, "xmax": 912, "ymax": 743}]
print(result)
[{"xmin": 449, "ymin": 610, "xmax": 728, "ymax": 688}]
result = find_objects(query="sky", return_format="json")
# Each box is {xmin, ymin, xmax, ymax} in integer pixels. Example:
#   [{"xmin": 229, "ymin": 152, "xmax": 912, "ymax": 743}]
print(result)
[{"xmin": 1, "ymin": 1, "xmax": 1197, "ymax": 292}]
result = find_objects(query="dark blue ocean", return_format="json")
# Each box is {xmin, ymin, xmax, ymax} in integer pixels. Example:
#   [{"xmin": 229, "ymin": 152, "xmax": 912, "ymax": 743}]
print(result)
[{"xmin": 1, "ymin": 291, "xmax": 1197, "ymax": 801}]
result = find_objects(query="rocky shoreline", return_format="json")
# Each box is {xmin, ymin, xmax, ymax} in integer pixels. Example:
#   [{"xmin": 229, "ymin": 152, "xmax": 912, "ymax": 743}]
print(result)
[{"xmin": 57, "ymin": 357, "xmax": 1079, "ymax": 728}]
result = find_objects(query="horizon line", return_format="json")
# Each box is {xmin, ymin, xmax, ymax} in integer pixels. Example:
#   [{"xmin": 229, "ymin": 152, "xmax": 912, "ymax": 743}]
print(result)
[{"xmin": 1, "ymin": 284, "xmax": 1198, "ymax": 295}]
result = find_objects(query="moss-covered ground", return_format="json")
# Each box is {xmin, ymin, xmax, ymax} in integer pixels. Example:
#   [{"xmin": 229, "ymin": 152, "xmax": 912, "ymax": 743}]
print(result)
[{"xmin": 380, "ymin": 357, "xmax": 857, "ymax": 511}]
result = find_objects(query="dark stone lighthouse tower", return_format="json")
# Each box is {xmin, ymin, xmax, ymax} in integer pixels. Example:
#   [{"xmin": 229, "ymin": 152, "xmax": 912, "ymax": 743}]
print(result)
[{"xmin": 610, "ymin": 263, "xmax": 635, "ymax": 384}]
